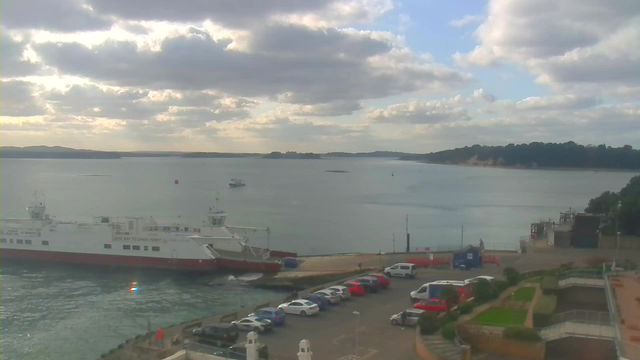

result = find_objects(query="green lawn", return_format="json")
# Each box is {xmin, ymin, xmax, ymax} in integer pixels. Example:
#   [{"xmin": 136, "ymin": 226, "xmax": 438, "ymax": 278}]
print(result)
[
  {"xmin": 472, "ymin": 307, "xmax": 528, "ymax": 327},
  {"xmin": 512, "ymin": 287, "xmax": 536, "ymax": 302},
  {"xmin": 524, "ymin": 277, "xmax": 542, "ymax": 284}
]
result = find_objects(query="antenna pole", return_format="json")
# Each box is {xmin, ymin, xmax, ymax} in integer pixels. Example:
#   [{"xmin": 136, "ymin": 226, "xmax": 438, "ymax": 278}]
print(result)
[
  {"xmin": 405, "ymin": 214, "xmax": 410, "ymax": 253},
  {"xmin": 461, "ymin": 223, "xmax": 464, "ymax": 250}
]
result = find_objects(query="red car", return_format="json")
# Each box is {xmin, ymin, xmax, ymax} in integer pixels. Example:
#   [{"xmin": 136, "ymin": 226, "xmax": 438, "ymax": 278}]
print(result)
[
  {"xmin": 413, "ymin": 299, "xmax": 447, "ymax": 313},
  {"xmin": 343, "ymin": 281, "xmax": 366, "ymax": 296},
  {"xmin": 368, "ymin": 274, "xmax": 391, "ymax": 288}
]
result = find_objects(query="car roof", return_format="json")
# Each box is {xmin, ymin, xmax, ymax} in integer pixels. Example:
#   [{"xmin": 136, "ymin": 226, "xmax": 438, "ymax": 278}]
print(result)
[
  {"xmin": 428, "ymin": 280, "xmax": 465, "ymax": 285},
  {"xmin": 257, "ymin": 307, "xmax": 278, "ymax": 311},
  {"xmin": 206, "ymin": 323, "xmax": 236, "ymax": 329},
  {"xmin": 328, "ymin": 285, "xmax": 347, "ymax": 289},
  {"xmin": 407, "ymin": 308, "xmax": 425, "ymax": 314},
  {"xmin": 344, "ymin": 281, "xmax": 361, "ymax": 285},
  {"xmin": 391, "ymin": 263, "xmax": 414, "ymax": 266}
]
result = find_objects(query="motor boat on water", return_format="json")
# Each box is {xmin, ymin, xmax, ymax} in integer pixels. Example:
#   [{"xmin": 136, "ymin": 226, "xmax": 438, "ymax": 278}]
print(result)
[{"xmin": 229, "ymin": 179, "xmax": 246, "ymax": 188}]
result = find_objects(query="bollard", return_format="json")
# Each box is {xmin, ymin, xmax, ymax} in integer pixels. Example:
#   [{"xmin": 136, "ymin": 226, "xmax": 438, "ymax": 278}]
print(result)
[
  {"xmin": 245, "ymin": 332, "xmax": 259, "ymax": 360},
  {"xmin": 460, "ymin": 344, "xmax": 471, "ymax": 360},
  {"xmin": 298, "ymin": 339, "xmax": 312, "ymax": 360}
]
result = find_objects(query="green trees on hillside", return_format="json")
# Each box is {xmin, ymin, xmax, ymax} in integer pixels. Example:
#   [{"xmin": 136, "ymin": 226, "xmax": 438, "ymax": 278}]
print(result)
[
  {"xmin": 586, "ymin": 176, "xmax": 640, "ymax": 236},
  {"xmin": 400, "ymin": 142, "xmax": 640, "ymax": 170}
]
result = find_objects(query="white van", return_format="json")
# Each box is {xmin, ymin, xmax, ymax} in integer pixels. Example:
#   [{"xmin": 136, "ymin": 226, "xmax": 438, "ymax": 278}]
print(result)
[
  {"xmin": 384, "ymin": 263, "xmax": 418, "ymax": 278},
  {"xmin": 409, "ymin": 280, "xmax": 472, "ymax": 303}
]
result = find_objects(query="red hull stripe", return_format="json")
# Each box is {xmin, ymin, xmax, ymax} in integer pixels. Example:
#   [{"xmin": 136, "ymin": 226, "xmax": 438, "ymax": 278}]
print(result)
[{"xmin": 0, "ymin": 249, "xmax": 281, "ymax": 273}]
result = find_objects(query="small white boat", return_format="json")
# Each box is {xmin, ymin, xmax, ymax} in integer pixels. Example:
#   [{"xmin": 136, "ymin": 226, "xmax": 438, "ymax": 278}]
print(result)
[{"xmin": 229, "ymin": 179, "xmax": 246, "ymax": 188}]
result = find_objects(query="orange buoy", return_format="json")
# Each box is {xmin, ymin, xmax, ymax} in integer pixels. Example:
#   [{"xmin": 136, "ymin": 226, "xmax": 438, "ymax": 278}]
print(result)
[{"xmin": 156, "ymin": 329, "xmax": 165, "ymax": 340}]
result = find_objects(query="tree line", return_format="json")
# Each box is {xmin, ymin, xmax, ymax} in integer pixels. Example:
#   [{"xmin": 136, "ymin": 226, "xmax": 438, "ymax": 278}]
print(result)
[{"xmin": 585, "ymin": 175, "xmax": 640, "ymax": 236}]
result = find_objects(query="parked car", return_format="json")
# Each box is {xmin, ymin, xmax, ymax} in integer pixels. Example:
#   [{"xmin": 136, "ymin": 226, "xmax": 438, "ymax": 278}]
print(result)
[
  {"xmin": 327, "ymin": 285, "xmax": 351, "ymax": 300},
  {"xmin": 228, "ymin": 343, "xmax": 269, "ymax": 360},
  {"xmin": 356, "ymin": 276, "xmax": 381, "ymax": 293},
  {"xmin": 314, "ymin": 289, "xmax": 341, "ymax": 304},
  {"xmin": 249, "ymin": 307, "xmax": 286, "ymax": 326},
  {"xmin": 231, "ymin": 316, "xmax": 274, "ymax": 333},
  {"xmin": 343, "ymin": 281, "xmax": 366, "ymax": 296},
  {"xmin": 410, "ymin": 280, "xmax": 472, "ymax": 303},
  {"xmin": 368, "ymin": 273, "xmax": 391, "ymax": 288},
  {"xmin": 277, "ymin": 299, "xmax": 320, "ymax": 316},
  {"xmin": 192, "ymin": 324, "xmax": 240, "ymax": 346},
  {"xmin": 390, "ymin": 309, "xmax": 424, "ymax": 326},
  {"xmin": 413, "ymin": 299, "xmax": 447, "ymax": 313},
  {"xmin": 384, "ymin": 263, "xmax": 418, "ymax": 278},
  {"xmin": 464, "ymin": 275, "xmax": 494, "ymax": 285},
  {"xmin": 304, "ymin": 294, "xmax": 330, "ymax": 310}
]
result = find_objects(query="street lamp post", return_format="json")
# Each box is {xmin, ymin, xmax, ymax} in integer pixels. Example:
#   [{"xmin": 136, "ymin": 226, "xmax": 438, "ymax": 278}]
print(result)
[
  {"xmin": 353, "ymin": 310, "xmax": 360, "ymax": 357},
  {"xmin": 616, "ymin": 200, "xmax": 621, "ymax": 262}
]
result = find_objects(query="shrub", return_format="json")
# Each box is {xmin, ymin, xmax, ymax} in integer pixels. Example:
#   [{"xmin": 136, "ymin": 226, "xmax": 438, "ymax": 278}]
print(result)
[
  {"xmin": 503, "ymin": 267, "xmax": 521, "ymax": 286},
  {"xmin": 492, "ymin": 279, "xmax": 510, "ymax": 297},
  {"xmin": 418, "ymin": 311, "xmax": 440, "ymax": 335},
  {"xmin": 458, "ymin": 301, "xmax": 476, "ymax": 314},
  {"xmin": 473, "ymin": 279, "xmax": 494, "ymax": 303},
  {"xmin": 532, "ymin": 295, "xmax": 557, "ymax": 328},
  {"xmin": 540, "ymin": 275, "xmax": 559, "ymax": 295},
  {"xmin": 503, "ymin": 326, "xmax": 542, "ymax": 342},
  {"xmin": 621, "ymin": 259, "xmax": 638, "ymax": 270},
  {"xmin": 442, "ymin": 322, "xmax": 457, "ymax": 341},
  {"xmin": 439, "ymin": 311, "xmax": 460, "ymax": 326},
  {"xmin": 440, "ymin": 285, "xmax": 460, "ymax": 311}
]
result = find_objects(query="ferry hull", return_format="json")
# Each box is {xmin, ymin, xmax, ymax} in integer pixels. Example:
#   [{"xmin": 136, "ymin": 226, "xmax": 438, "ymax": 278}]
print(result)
[{"xmin": 0, "ymin": 249, "xmax": 281, "ymax": 273}]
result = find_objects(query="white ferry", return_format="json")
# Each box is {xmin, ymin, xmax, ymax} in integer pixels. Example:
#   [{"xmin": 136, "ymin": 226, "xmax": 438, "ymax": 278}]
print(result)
[{"xmin": 0, "ymin": 195, "xmax": 291, "ymax": 273}]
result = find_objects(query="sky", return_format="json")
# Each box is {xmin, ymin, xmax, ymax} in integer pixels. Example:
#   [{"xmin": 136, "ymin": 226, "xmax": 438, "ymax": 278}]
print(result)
[{"xmin": 1, "ymin": 0, "xmax": 639, "ymax": 153}]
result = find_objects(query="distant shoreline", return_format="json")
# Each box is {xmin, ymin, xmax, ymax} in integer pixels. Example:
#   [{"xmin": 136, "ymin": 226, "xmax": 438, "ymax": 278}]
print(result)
[{"xmin": 413, "ymin": 161, "xmax": 640, "ymax": 173}]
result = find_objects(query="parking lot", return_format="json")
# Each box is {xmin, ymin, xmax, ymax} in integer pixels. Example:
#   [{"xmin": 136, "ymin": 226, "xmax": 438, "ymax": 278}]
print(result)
[{"xmin": 244, "ymin": 265, "xmax": 509, "ymax": 360}]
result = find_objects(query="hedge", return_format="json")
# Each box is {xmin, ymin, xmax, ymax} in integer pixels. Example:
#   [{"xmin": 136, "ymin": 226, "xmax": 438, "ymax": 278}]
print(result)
[
  {"xmin": 419, "ymin": 311, "xmax": 440, "ymax": 335},
  {"xmin": 503, "ymin": 326, "xmax": 542, "ymax": 342},
  {"xmin": 439, "ymin": 311, "xmax": 460, "ymax": 326},
  {"xmin": 541, "ymin": 275, "xmax": 559, "ymax": 295},
  {"xmin": 533, "ymin": 295, "xmax": 557, "ymax": 328},
  {"xmin": 442, "ymin": 322, "xmax": 457, "ymax": 341},
  {"xmin": 457, "ymin": 301, "xmax": 476, "ymax": 315}
]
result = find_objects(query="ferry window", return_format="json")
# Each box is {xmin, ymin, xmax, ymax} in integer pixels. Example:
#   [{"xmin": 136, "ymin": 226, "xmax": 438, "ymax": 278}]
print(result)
[
  {"xmin": 144, "ymin": 246, "xmax": 148, "ymax": 251},
  {"xmin": 132, "ymin": 245, "xmax": 140, "ymax": 250},
  {"xmin": 128, "ymin": 220, "xmax": 134, "ymax": 230},
  {"xmin": 10, "ymin": 239, "xmax": 14, "ymax": 243},
  {"xmin": 152, "ymin": 246, "xmax": 160, "ymax": 251},
  {"xmin": 0, "ymin": 238, "xmax": 6, "ymax": 243},
  {"xmin": 17, "ymin": 239, "xmax": 24, "ymax": 244},
  {"xmin": 101, "ymin": 217, "xmax": 109, "ymax": 223},
  {"xmin": 104, "ymin": 244, "xmax": 112, "ymax": 249},
  {"xmin": 25, "ymin": 240, "xmax": 32, "ymax": 245},
  {"xmin": 42, "ymin": 240, "xmax": 49, "ymax": 245},
  {"xmin": 123, "ymin": 245, "xmax": 131, "ymax": 250},
  {"xmin": 184, "ymin": 227, "xmax": 189, "ymax": 231}
]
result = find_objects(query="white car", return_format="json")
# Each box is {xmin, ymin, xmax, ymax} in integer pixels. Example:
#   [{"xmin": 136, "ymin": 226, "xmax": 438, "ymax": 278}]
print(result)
[
  {"xmin": 277, "ymin": 299, "xmax": 320, "ymax": 316},
  {"xmin": 464, "ymin": 276, "xmax": 494, "ymax": 285},
  {"xmin": 314, "ymin": 289, "xmax": 342, "ymax": 304},
  {"xmin": 327, "ymin": 286, "xmax": 351, "ymax": 300},
  {"xmin": 384, "ymin": 263, "xmax": 418, "ymax": 278},
  {"xmin": 231, "ymin": 316, "xmax": 274, "ymax": 333}
]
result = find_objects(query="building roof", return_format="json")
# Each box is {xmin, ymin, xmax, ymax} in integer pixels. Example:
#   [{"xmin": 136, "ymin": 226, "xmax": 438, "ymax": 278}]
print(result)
[{"xmin": 453, "ymin": 245, "xmax": 480, "ymax": 254}]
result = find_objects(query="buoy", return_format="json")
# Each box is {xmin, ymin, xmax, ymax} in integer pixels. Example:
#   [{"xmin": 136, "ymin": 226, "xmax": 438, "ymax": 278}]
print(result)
[
  {"xmin": 156, "ymin": 329, "xmax": 165, "ymax": 340},
  {"xmin": 174, "ymin": 180, "xmax": 179, "ymax": 185}
]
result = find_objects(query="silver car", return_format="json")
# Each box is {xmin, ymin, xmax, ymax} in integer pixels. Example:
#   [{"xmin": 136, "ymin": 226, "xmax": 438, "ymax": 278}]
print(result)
[
  {"xmin": 314, "ymin": 289, "xmax": 341, "ymax": 304},
  {"xmin": 390, "ymin": 309, "xmax": 424, "ymax": 326},
  {"xmin": 326, "ymin": 286, "xmax": 351, "ymax": 300}
]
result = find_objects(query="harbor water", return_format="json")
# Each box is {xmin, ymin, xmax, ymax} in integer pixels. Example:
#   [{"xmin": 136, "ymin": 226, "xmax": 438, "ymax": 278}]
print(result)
[{"xmin": 0, "ymin": 157, "xmax": 635, "ymax": 359}]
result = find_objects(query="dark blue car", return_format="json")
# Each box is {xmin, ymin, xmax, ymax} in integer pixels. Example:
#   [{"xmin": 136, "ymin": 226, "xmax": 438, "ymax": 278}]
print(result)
[
  {"xmin": 249, "ymin": 307, "xmax": 286, "ymax": 326},
  {"xmin": 304, "ymin": 294, "xmax": 330, "ymax": 310}
]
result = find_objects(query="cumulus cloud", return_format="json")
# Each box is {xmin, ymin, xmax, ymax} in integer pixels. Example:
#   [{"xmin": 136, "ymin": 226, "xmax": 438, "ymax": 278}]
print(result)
[
  {"xmin": 35, "ymin": 27, "xmax": 471, "ymax": 104},
  {"xmin": 453, "ymin": 0, "xmax": 640, "ymax": 95},
  {"xmin": 0, "ymin": 0, "xmax": 111, "ymax": 32},
  {"xmin": 286, "ymin": 101, "xmax": 363, "ymax": 117},
  {"xmin": 449, "ymin": 15, "xmax": 484, "ymax": 28},
  {"xmin": 367, "ymin": 100, "xmax": 471, "ymax": 124},
  {"xmin": 0, "ymin": 81, "xmax": 47, "ymax": 116},
  {"xmin": 0, "ymin": 33, "xmax": 42, "ymax": 77},
  {"xmin": 479, "ymin": 94, "xmax": 598, "ymax": 113}
]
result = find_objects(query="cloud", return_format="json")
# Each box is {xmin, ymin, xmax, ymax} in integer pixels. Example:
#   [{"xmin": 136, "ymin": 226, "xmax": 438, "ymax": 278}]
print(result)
[
  {"xmin": 0, "ymin": 0, "xmax": 112, "ymax": 32},
  {"xmin": 449, "ymin": 15, "xmax": 484, "ymax": 28},
  {"xmin": 286, "ymin": 101, "xmax": 363, "ymax": 117},
  {"xmin": 35, "ymin": 26, "xmax": 471, "ymax": 104},
  {"xmin": 398, "ymin": 14, "xmax": 412, "ymax": 32},
  {"xmin": 479, "ymin": 94, "xmax": 598, "ymax": 113},
  {"xmin": 0, "ymin": 33, "xmax": 42, "ymax": 77},
  {"xmin": 367, "ymin": 99, "xmax": 472, "ymax": 124},
  {"xmin": 453, "ymin": 0, "xmax": 640, "ymax": 95},
  {"xmin": 0, "ymin": 81, "xmax": 47, "ymax": 116},
  {"xmin": 84, "ymin": 0, "xmax": 392, "ymax": 29}
]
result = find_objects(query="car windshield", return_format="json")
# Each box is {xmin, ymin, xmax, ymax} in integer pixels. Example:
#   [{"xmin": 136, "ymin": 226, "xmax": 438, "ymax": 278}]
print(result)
[{"xmin": 302, "ymin": 300, "xmax": 314, "ymax": 306}]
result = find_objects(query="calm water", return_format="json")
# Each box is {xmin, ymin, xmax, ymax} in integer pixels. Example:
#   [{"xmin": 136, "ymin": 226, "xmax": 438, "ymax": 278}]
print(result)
[{"xmin": 0, "ymin": 157, "xmax": 635, "ymax": 359}]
